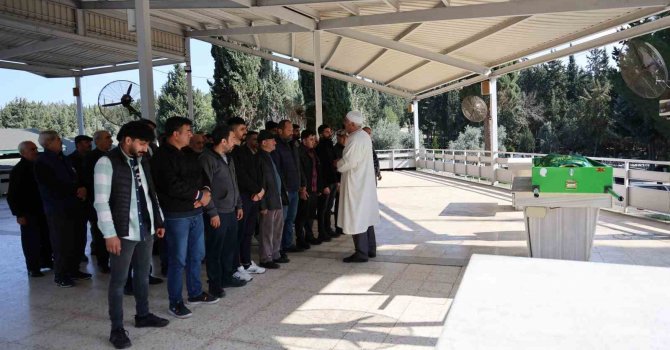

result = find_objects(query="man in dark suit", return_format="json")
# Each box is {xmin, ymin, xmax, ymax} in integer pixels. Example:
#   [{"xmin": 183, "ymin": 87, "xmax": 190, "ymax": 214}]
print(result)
[{"xmin": 7, "ymin": 141, "xmax": 52, "ymax": 277}]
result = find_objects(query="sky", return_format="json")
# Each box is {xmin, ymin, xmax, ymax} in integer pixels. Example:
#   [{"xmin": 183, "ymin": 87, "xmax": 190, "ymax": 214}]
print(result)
[{"xmin": 0, "ymin": 37, "xmax": 616, "ymax": 108}]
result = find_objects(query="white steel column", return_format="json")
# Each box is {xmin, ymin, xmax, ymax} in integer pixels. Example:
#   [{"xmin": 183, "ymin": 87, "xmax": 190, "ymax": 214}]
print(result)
[
  {"xmin": 185, "ymin": 38, "xmax": 194, "ymax": 120},
  {"xmin": 489, "ymin": 77, "xmax": 499, "ymax": 185},
  {"xmin": 489, "ymin": 77, "xmax": 498, "ymax": 154},
  {"xmin": 313, "ymin": 30, "xmax": 323, "ymax": 129},
  {"xmin": 75, "ymin": 76, "xmax": 85, "ymax": 135},
  {"xmin": 135, "ymin": 0, "xmax": 155, "ymax": 122},
  {"xmin": 413, "ymin": 100, "xmax": 420, "ymax": 151}
]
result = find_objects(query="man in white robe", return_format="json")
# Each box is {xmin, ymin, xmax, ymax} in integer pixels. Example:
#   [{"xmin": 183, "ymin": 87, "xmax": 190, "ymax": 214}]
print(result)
[{"xmin": 336, "ymin": 111, "xmax": 380, "ymax": 263}]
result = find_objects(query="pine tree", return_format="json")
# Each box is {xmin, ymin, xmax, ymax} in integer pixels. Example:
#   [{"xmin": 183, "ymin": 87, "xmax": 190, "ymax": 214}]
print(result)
[
  {"xmin": 157, "ymin": 64, "xmax": 215, "ymax": 133},
  {"xmin": 209, "ymin": 45, "xmax": 261, "ymax": 124}
]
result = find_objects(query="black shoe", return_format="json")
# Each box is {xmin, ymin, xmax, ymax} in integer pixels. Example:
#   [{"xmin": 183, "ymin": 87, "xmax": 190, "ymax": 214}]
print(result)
[
  {"xmin": 99, "ymin": 265, "xmax": 111, "ymax": 274},
  {"xmin": 343, "ymin": 254, "xmax": 368, "ymax": 263},
  {"xmin": 168, "ymin": 301, "xmax": 192, "ymax": 319},
  {"xmin": 41, "ymin": 263, "xmax": 54, "ymax": 270},
  {"xmin": 109, "ymin": 327, "xmax": 131, "ymax": 349},
  {"xmin": 223, "ymin": 277, "xmax": 247, "ymax": 288},
  {"xmin": 135, "ymin": 313, "xmax": 169, "ymax": 328},
  {"xmin": 186, "ymin": 292, "xmax": 219, "ymax": 305},
  {"xmin": 160, "ymin": 265, "xmax": 168, "ymax": 277},
  {"xmin": 209, "ymin": 288, "xmax": 225, "ymax": 299},
  {"xmin": 259, "ymin": 261, "xmax": 280, "ymax": 269},
  {"xmin": 285, "ymin": 245, "xmax": 304, "ymax": 253},
  {"xmin": 55, "ymin": 277, "xmax": 75, "ymax": 288},
  {"xmin": 124, "ymin": 285, "xmax": 133, "ymax": 296},
  {"xmin": 297, "ymin": 241, "xmax": 311, "ymax": 250},
  {"xmin": 368, "ymin": 253, "xmax": 377, "ymax": 258},
  {"xmin": 274, "ymin": 256, "xmax": 290, "ymax": 264},
  {"xmin": 71, "ymin": 271, "xmax": 92, "ymax": 280},
  {"xmin": 28, "ymin": 270, "xmax": 44, "ymax": 277},
  {"xmin": 318, "ymin": 235, "xmax": 332, "ymax": 243},
  {"xmin": 328, "ymin": 231, "xmax": 339, "ymax": 238},
  {"xmin": 306, "ymin": 237, "xmax": 322, "ymax": 245},
  {"xmin": 81, "ymin": 255, "xmax": 89, "ymax": 263},
  {"xmin": 149, "ymin": 275, "xmax": 163, "ymax": 285}
]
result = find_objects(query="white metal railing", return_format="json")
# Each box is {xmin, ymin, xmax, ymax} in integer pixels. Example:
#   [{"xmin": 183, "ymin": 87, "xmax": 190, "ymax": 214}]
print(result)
[{"xmin": 378, "ymin": 148, "xmax": 670, "ymax": 215}]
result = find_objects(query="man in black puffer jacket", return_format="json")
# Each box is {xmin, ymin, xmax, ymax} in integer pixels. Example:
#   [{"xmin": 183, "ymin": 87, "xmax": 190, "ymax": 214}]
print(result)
[{"xmin": 151, "ymin": 117, "xmax": 218, "ymax": 320}]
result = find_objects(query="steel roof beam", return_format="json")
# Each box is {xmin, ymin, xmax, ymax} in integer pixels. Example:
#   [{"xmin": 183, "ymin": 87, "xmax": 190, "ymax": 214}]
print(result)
[
  {"xmin": 328, "ymin": 28, "xmax": 490, "ymax": 75},
  {"xmin": 0, "ymin": 60, "xmax": 74, "ymax": 77},
  {"xmin": 197, "ymin": 36, "xmax": 414, "ymax": 98},
  {"xmin": 80, "ymin": 0, "xmax": 250, "ymax": 10},
  {"xmin": 186, "ymin": 23, "xmax": 309, "ymax": 36},
  {"xmin": 0, "ymin": 14, "xmax": 186, "ymax": 61},
  {"xmin": 415, "ymin": 6, "xmax": 668, "ymax": 96},
  {"xmin": 322, "ymin": 36, "xmax": 342, "ymax": 68},
  {"xmin": 0, "ymin": 38, "xmax": 73, "ymax": 60},
  {"xmin": 415, "ymin": 14, "xmax": 670, "ymax": 100},
  {"xmin": 384, "ymin": 16, "xmax": 530, "ymax": 86},
  {"xmin": 318, "ymin": 0, "xmax": 670, "ymax": 30}
]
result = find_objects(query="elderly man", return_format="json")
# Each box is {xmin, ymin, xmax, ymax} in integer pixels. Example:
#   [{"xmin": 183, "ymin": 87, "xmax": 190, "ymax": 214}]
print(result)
[
  {"xmin": 7, "ymin": 141, "xmax": 52, "ymax": 277},
  {"xmin": 35, "ymin": 131, "xmax": 91, "ymax": 287},
  {"xmin": 188, "ymin": 133, "xmax": 206, "ymax": 154},
  {"xmin": 336, "ymin": 112, "xmax": 380, "ymax": 263}
]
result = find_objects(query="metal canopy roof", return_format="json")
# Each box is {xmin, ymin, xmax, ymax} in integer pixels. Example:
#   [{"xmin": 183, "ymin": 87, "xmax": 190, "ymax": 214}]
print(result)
[{"xmin": 1, "ymin": 0, "xmax": 669, "ymax": 99}]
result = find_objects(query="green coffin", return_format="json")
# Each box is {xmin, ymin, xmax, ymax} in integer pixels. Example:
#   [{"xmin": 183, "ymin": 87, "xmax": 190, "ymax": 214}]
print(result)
[{"xmin": 531, "ymin": 154, "xmax": 614, "ymax": 195}]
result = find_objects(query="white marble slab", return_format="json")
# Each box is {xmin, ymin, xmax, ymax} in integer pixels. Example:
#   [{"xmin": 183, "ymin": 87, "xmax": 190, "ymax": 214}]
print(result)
[{"xmin": 437, "ymin": 254, "xmax": 670, "ymax": 350}]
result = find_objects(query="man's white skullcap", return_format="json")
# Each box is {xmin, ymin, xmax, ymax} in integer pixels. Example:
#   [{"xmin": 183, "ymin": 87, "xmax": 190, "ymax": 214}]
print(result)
[{"xmin": 345, "ymin": 111, "xmax": 365, "ymax": 125}]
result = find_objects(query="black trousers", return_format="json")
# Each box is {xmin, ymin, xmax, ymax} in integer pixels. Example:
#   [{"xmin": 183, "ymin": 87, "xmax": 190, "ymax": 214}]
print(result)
[
  {"xmin": 20, "ymin": 214, "xmax": 52, "ymax": 272},
  {"xmin": 333, "ymin": 187, "xmax": 343, "ymax": 234},
  {"xmin": 90, "ymin": 207, "xmax": 109, "ymax": 268},
  {"xmin": 46, "ymin": 214, "xmax": 79, "ymax": 279},
  {"xmin": 352, "ymin": 226, "xmax": 377, "ymax": 258},
  {"xmin": 109, "ymin": 235, "xmax": 153, "ymax": 330},
  {"xmin": 237, "ymin": 193, "xmax": 259, "ymax": 267},
  {"xmin": 204, "ymin": 212, "xmax": 238, "ymax": 292},
  {"xmin": 317, "ymin": 183, "xmax": 337, "ymax": 237},
  {"xmin": 295, "ymin": 191, "xmax": 318, "ymax": 244},
  {"xmin": 75, "ymin": 205, "xmax": 88, "ymax": 259}
]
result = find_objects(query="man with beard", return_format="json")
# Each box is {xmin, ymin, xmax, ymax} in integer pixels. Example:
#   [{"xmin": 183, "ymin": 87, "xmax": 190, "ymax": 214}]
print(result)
[
  {"xmin": 94, "ymin": 121, "xmax": 169, "ymax": 349},
  {"xmin": 337, "ymin": 112, "xmax": 380, "ymax": 263}
]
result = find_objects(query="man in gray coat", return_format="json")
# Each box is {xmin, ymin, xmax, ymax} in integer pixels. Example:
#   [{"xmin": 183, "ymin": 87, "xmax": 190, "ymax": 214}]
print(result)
[{"xmin": 199, "ymin": 125, "xmax": 246, "ymax": 298}]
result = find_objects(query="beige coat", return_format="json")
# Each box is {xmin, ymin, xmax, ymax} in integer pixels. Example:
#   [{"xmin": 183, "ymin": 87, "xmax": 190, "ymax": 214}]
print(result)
[{"xmin": 336, "ymin": 129, "xmax": 380, "ymax": 234}]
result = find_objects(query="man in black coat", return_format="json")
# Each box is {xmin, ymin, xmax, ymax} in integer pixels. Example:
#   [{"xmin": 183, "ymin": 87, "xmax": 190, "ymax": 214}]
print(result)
[
  {"xmin": 296, "ymin": 130, "xmax": 329, "ymax": 248},
  {"xmin": 333, "ymin": 130, "xmax": 347, "ymax": 236},
  {"xmin": 315, "ymin": 124, "xmax": 339, "ymax": 239},
  {"xmin": 7, "ymin": 141, "xmax": 52, "ymax": 277},
  {"xmin": 68, "ymin": 134, "xmax": 93, "ymax": 263},
  {"xmin": 35, "ymin": 131, "xmax": 90, "ymax": 288},
  {"xmin": 82, "ymin": 130, "xmax": 113, "ymax": 273}
]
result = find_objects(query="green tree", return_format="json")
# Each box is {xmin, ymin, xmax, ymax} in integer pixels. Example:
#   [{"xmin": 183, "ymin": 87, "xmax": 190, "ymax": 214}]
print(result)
[
  {"xmin": 156, "ymin": 64, "xmax": 215, "ymax": 133},
  {"xmin": 299, "ymin": 70, "xmax": 352, "ymax": 130},
  {"xmin": 209, "ymin": 45, "xmax": 261, "ymax": 124}
]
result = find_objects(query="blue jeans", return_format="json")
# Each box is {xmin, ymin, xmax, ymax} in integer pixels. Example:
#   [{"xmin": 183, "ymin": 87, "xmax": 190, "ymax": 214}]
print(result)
[
  {"xmin": 164, "ymin": 214, "xmax": 205, "ymax": 306},
  {"xmin": 282, "ymin": 191, "xmax": 299, "ymax": 250}
]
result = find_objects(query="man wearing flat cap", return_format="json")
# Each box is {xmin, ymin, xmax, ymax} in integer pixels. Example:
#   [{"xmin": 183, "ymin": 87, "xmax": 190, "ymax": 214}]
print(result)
[{"xmin": 336, "ymin": 111, "xmax": 380, "ymax": 263}]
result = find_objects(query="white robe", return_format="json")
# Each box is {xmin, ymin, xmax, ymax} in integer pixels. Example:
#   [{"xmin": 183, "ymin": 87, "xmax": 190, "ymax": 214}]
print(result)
[{"xmin": 336, "ymin": 129, "xmax": 380, "ymax": 235}]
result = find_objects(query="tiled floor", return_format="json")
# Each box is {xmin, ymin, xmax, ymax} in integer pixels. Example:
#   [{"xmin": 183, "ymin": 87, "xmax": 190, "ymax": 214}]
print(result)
[{"xmin": 1, "ymin": 170, "xmax": 669, "ymax": 349}]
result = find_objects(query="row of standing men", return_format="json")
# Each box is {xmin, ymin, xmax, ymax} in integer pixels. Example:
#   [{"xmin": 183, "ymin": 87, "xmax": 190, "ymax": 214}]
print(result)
[{"xmin": 6, "ymin": 111, "xmax": 382, "ymax": 349}]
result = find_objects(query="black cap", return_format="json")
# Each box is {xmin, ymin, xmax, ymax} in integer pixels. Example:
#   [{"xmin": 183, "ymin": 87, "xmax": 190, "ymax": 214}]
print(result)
[
  {"xmin": 257, "ymin": 130, "xmax": 275, "ymax": 143},
  {"xmin": 74, "ymin": 135, "xmax": 93, "ymax": 144}
]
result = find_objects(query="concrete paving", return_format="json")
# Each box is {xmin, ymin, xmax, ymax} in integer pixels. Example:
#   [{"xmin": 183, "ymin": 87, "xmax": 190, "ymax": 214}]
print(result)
[{"xmin": 1, "ymin": 170, "xmax": 669, "ymax": 349}]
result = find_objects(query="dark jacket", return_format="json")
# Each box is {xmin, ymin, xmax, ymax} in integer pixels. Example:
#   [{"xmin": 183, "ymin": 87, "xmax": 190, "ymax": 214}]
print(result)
[
  {"xmin": 199, "ymin": 147, "xmax": 242, "ymax": 215},
  {"xmin": 7, "ymin": 158, "xmax": 44, "ymax": 217},
  {"xmin": 258, "ymin": 150, "xmax": 287, "ymax": 211},
  {"xmin": 298, "ymin": 144, "xmax": 324, "ymax": 193},
  {"xmin": 67, "ymin": 150, "xmax": 88, "ymax": 184},
  {"xmin": 82, "ymin": 148, "xmax": 107, "ymax": 204},
  {"xmin": 271, "ymin": 136, "xmax": 305, "ymax": 192},
  {"xmin": 151, "ymin": 142, "xmax": 210, "ymax": 217},
  {"xmin": 106, "ymin": 147, "xmax": 164, "ymax": 238},
  {"xmin": 229, "ymin": 144, "xmax": 263, "ymax": 195},
  {"xmin": 34, "ymin": 150, "xmax": 81, "ymax": 215},
  {"xmin": 315, "ymin": 138, "xmax": 337, "ymax": 185},
  {"xmin": 334, "ymin": 143, "xmax": 345, "ymax": 183},
  {"xmin": 372, "ymin": 144, "xmax": 380, "ymax": 177}
]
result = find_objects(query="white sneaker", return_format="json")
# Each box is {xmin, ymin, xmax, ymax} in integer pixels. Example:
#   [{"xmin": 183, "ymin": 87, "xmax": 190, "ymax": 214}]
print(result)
[
  {"xmin": 234, "ymin": 268, "xmax": 253, "ymax": 282},
  {"xmin": 245, "ymin": 261, "xmax": 266, "ymax": 274}
]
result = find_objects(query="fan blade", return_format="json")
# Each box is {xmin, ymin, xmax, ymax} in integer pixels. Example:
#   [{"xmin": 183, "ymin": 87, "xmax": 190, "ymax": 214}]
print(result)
[
  {"xmin": 102, "ymin": 102, "xmax": 123, "ymax": 107},
  {"xmin": 126, "ymin": 84, "xmax": 133, "ymax": 95}
]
